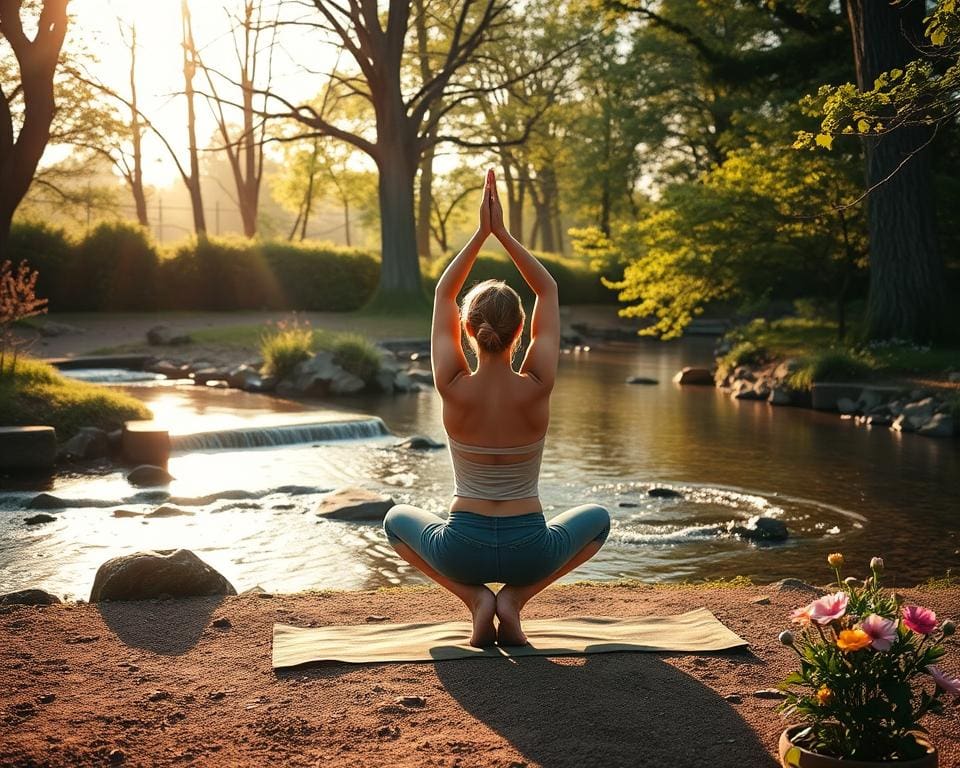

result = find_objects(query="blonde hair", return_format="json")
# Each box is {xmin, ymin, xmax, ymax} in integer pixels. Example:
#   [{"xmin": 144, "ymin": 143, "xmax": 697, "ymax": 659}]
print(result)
[{"xmin": 460, "ymin": 279, "xmax": 525, "ymax": 357}]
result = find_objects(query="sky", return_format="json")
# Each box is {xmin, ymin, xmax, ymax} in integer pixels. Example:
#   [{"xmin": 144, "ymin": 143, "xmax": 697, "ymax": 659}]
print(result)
[{"xmin": 64, "ymin": 0, "xmax": 342, "ymax": 188}]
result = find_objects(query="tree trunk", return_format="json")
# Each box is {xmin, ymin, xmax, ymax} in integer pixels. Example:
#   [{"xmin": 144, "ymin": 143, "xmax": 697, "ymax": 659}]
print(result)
[
  {"xmin": 0, "ymin": 0, "xmax": 69, "ymax": 252},
  {"xmin": 501, "ymin": 157, "xmax": 524, "ymax": 237},
  {"xmin": 376, "ymin": 145, "xmax": 423, "ymax": 299},
  {"xmin": 128, "ymin": 25, "xmax": 149, "ymax": 227},
  {"xmin": 343, "ymin": 197, "xmax": 351, "ymax": 247},
  {"xmin": 416, "ymin": 138, "xmax": 435, "ymax": 257},
  {"xmin": 182, "ymin": 0, "xmax": 206, "ymax": 237},
  {"xmin": 847, "ymin": 0, "xmax": 943, "ymax": 342}
]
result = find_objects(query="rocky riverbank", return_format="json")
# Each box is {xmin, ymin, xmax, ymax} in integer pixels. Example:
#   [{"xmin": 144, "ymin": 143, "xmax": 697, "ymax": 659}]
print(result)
[
  {"xmin": 1, "ymin": 583, "xmax": 957, "ymax": 767},
  {"xmin": 671, "ymin": 360, "xmax": 959, "ymax": 439}
]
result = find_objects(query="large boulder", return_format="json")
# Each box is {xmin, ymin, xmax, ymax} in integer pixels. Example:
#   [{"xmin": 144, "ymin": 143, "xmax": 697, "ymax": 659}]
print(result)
[
  {"xmin": 0, "ymin": 426, "xmax": 57, "ymax": 470},
  {"xmin": 918, "ymin": 413, "xmax": 955, "ymax": 438},
  {"xmin": 316, "ymin": 487, "xmax": 395, "ymax": 521},
  {"xmin": 902, "ymin": 397, "xmax": 937, "ymax": 429},
  {"xmin": 57, "ymin": 427, "xmax": 109, "ymax": 462},
  {"xmin": 281, "ymin": 352, "xmax": 344, "ymax": 397},
  {"xmin": 0, "ymin": 589, "xmax": 61, "ymax": 606},
  {"xmin": 672, "ymin": 367, "xmax": 714, "ymax": 386},
  {"xmin": 126, "ymin": 464, "xmax": 175, "ymax": 487},
  {"xmin": 406, "ymin": 369, "xmax": 434, "ymax": 386},
  {"xmin": 330, "ymin": 370, "xmax": 366, "ymax": 395},
  {"xmin": 89, "ymin": 549, "xmax": 236, "ymax": 602},
  {"xmin": 768, "ymin": 387, "xmax": 792, "ymax": 406}
]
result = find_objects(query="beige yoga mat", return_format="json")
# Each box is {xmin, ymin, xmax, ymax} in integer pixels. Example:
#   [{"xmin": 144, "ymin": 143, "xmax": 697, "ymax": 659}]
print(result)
[{"xmin": 272, "ymin": 608, "xmax": 747, "ymax": 668}]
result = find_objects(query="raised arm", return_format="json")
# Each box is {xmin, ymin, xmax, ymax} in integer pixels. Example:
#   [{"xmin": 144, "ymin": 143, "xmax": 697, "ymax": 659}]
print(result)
[
  {"xmin": 431, "ymin": 171, "xmax": 494, "ymax": 391},
  {"xmin": 489, "ymin": 176, "xmax": 560, "ymax": 388}
]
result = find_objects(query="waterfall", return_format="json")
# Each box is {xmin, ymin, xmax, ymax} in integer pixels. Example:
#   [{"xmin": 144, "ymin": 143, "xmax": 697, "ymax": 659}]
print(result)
[{"xmin": 170, "ymin": 417, "xmax": 391, "ymax": 451}]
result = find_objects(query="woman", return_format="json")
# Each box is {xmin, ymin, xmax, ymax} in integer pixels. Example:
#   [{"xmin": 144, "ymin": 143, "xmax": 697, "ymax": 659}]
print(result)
[{"xmin": 383, "ymin": 169, "xmax": 610, "ymax": 648}]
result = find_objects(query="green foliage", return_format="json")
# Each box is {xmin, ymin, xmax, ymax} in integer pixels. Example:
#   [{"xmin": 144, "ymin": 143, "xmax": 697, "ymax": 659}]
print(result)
[
  {"xmin": 716, "ymin": 341, "xmax": 767, "ymax": 380},
  {"xmin": 795, "ymin": 1, "xmax": 960, "ymax": 150},
  {"xmin": 322, "ymin": 333, "xmax": 381, "ymax": 384},
  {"xmin": 595, "ymin": 143, "xmax": 866, "ymax": 339},
  {"xmin": 6, "ymin": 223, "xmax": 380, "ymax": 312},
  {"xmin": 0, "ymin": 356, "xmax": 151, "ymax": 439},
  {"xmin": 260, "ymin": 318, "xmax": 314, "ymax": 380},
  {"xmin": 778, "ymin": 555, "xmax": 952, "ymax": 761},
  {"xmin": 786, "ymin": 351, "xmax": 874, "ymax": 390}
]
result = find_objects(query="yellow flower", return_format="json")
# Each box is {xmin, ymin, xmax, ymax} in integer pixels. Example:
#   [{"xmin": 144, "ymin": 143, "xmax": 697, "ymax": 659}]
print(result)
[
  {"xmin": 836, "ymin": 628, "xmax": 871, "ymax": 652},
  {"xmin": 827, "ymin": 553, "xmax": 844, "ymax": 568},
  {"xmin": 816, "ymin": 686, "xmax": 833, "ymax": 706}
]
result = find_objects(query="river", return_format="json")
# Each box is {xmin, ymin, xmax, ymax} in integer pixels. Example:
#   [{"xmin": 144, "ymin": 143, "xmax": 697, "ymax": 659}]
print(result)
[{"xmin": 1, "ymin": 338, "xmax": 957, "ymax": 598}]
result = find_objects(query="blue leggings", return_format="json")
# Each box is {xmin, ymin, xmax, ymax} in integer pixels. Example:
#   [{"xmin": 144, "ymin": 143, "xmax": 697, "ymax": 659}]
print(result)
[{"xmin": 382, "ymin": 504, "xmax": 610, "ymax": 586}]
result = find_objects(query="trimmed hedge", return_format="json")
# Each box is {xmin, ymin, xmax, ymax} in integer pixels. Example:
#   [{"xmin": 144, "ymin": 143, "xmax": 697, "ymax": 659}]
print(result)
[
  {"xmin": 424, "ymin": 251, "xmax": 616, "ymax": 305},
  {"xmin": 8, "ymin": 222, "xmax": 380, "ymax": 312}
]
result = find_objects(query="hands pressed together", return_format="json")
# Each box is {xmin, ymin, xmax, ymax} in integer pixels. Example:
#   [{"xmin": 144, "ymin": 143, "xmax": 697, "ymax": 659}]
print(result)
[{"xmin": 478, "ymin": 168, "xmax": 507, "ymax": 240}]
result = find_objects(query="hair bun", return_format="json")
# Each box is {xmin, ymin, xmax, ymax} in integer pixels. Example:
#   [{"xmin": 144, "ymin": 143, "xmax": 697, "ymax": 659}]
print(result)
[{"xmin": 475, "ymin": 321, "xmax": 503, "ymax": 351}]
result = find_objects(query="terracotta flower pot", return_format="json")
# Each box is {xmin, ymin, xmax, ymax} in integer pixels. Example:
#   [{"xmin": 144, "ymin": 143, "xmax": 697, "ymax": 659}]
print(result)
[{"xmin": 779, "ymin": 726, "xmax": 938, "ymax": 768}]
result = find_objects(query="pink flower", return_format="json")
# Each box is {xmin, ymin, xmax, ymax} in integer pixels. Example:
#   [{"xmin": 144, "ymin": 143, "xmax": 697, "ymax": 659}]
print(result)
[
  {"xmin": 860, "ymin": 614, "xmax": 897, "ymax": 651},
  {"xmin": 808, "ymin": 592, "xmax": 848, "ymax": 625},
  {"xmin": 790, "ymin": 604, "xmax": 813, "ymax": 626},
  {"xmin": 927, "ymin": 666, "xmax": 960, "ymax": 698},
  {"xmin": 902, "ymin": 605, "xmax": 937, "ymax": 635}
]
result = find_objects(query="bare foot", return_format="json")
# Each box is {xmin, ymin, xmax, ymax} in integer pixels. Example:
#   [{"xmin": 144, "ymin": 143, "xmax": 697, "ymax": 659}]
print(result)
[
  {"xmin": 468, "ymin": 586, "xmax": 497, "ymax": 648},
  {"xmin": 495, "ymin": 586, "xmax": 529, "ymax": 646}
]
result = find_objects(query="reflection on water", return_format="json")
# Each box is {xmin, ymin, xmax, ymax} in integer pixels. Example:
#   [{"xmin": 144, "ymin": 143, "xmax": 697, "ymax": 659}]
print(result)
[{"xmin": 1, "ymin": 339, "xmax": 958, "ymax": 597}]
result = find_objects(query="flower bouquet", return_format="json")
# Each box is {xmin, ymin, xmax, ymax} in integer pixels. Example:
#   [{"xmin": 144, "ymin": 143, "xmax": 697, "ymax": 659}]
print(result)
[{"xmin": 777, "ymin": 554, "xmax": 958, "ymax": 767}]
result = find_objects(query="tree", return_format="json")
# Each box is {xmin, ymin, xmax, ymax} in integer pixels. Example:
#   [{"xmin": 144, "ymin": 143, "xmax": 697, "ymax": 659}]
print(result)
[
  {"xmin": 265, "ymin": 0, "xmax": 521, "ymax": 306},
  {"xmin": 796, "ymin": 1, "xmax": 950, "ymax": 342},
  {"xmin": 195, "ymin": 0, "xmax": 278, "ymax": 238},
  {"xmin": 180, "ymin": 0, "xmax": 206, "ymax": 236},
  {"xmin": 0, "ymin": 0, "xmax": 69, "ymax": 252}
]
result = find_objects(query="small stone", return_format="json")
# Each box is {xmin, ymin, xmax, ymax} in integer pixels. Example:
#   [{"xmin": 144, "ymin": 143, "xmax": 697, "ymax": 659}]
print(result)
[
  {"xmin": 395, "ymin": 695, "xmax": 426, "ymax": 708},
  {"xmin": 751, "ymin": 596, "xmax": 771, "ymax": 605},
  {"xmin": 211, "ymin": 616, "xmax": 232, "ymax": 629},
  {"xmin": 753, "ymin": 689, "xmax": 787, "ymax": 700},
  {"xmin": 626, "ymin": 376, "xmax": 658, "ymax": 385},
  {"xmin": 208, "ymin": 691, "xmax": 226, "ymax": 701},
  {"xmin": 395, "ymin": 436, "xmax": 444, "ymax": 450},
  {"xmin": 108, "ymin": 748, "xmax": 125, "ymax": 763},
  {"xmin": 144, "ymin": 505, "xmax": 192, "ymax": 518},
  {"xmin": 65, "ymin": 635, "xmax": 99, "ymax": 644},
  {"xmin": 111, "ymin": 509, "xmax": 142, "ymax": 518},
  {"xmin": 126, "ymin": 465, "xmax": 175, "ymax": 487},
  {"xmin": 366, "ymin": 615, "xmax": 388, "ymax": 622},
  {"xmin": 723, "ymin": 694, "xmax": 742, "ymax": 704},
  {"xmin": 38, "ymin": 693, "xmax": 55, "ymax": 704},
  {"xmin": 377, "ymin": 725, "xmax": 400, "ymax": 739},
  {"xmin": 148, "ymin": 690, "xmax": 170, "ymax": 702},
  {"xmin": 618, "ymin": 501, "xmax": 639, "ymax": 508}
]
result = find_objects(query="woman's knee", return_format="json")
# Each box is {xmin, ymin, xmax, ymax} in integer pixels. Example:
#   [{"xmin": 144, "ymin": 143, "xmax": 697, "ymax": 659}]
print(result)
[
  {"xmin": 382, "ymin": 503, "xmax": 417, "ymax": 546},
  {"xmin": 581, "ymin": 503, "xmax": 611, "ymax": 545}
]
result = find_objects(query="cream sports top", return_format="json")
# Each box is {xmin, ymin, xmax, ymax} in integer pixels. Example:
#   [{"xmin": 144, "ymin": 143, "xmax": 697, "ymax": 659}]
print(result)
[{"xmin": 447, "ymin": 435, "xmax": 545, "ymax": 500}]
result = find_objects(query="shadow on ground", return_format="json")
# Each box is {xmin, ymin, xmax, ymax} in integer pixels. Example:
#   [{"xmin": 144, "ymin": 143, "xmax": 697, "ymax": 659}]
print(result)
[
  {"xmin": 97, "ymin": 595, "xmax": 224, "ymax": 654},
  {"xmin": 434, "ymin": 650, "xmax": 777, "ymax": 768}
]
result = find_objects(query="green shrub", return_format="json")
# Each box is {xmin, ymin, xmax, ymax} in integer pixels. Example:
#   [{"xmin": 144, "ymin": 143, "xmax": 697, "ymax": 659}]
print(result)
[
  {"xmin": 72, "ymin": 222, "xmax": 160, "ymax": 310},
  {"xmin": 325, "ymin": 333, "xmax": 381, "ymax": 384},
  {"xmin": 0, "ymin": 356, "xmax": 151, "ymax": 438},
  {"xmin": 260, "ymin": 319, "xmax": 314, "ymax": 379},
  {"xmin": 786, "ymin": 349, "xmax": 875, "ymax": 390},
  {"xmin": 717, "ymin": 340, "xmax": 767, "ymax": 379},
  {"xmin": 6, "ymin": 221, "xmax": 74, "ymax": 309}
]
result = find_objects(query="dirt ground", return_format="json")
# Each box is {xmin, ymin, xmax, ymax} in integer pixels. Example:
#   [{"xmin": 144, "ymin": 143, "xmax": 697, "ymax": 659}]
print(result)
[{"xmin": 1, "ymin": 584, "xmax": 958, "ymax": 768}]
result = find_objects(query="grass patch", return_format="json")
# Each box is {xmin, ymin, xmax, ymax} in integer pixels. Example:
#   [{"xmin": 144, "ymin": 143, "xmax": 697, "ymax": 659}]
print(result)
[
  {"xmin": 0, "ymin": 357, "xmax": 151, "ymax": 439},
  {"xmin": 322, "ymin": 332, "xmax": 382, "ymax": 384},
  {"xmin": 723, "ymin": 315, "xmax": 960, "ymax": 390},
  {"xmin": 919, "ymin": 571, "xmax": 959, "ymax": 590},
  {"xmin": 260, "ymin": 322, "xmax": 314, "ymax": 380}
]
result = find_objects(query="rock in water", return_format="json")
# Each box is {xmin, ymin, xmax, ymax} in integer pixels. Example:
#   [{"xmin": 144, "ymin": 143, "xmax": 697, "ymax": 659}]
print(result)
[
  {"xmin": 918, "ymin": 413, "xmax": 955, "ymax": 438},
  {"xmin": 89, "ymin": 549, "xmax": 237, "ymax": 602},
  {"xmin": 728, "ymin": 516, "xmax": 789, "ymax": 542},
  {"xmin": 0, "ymin": 589, "xmax": 61, "ymax": 606},
  {"xmin": 648, "ymin": 487, "xmax": 683, "ymax": 499},
  {"xmin": 672, "ymin": 367, "xmax": 714, "ymax": 386},
  {"xmin": 24, "ymin": 513, "xmax": 57, "ymax": 526},
  {"xmin": 57, "ymin": 427, "xmax": 110, "ymax": 462},
  {"xmin": 395, "ymin": 435, "xmax": 444, "ymax": 450},
  {"xmin": 126, "ymin": 464, "xmax": 175, "ymax": 487},
  {"xmin": 315, "ymin": 487, "xmax": 395, "ymax": 521},
  {"xmin": 626, "ymin": 376, "xmax": 659, "ymax": 385}
]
